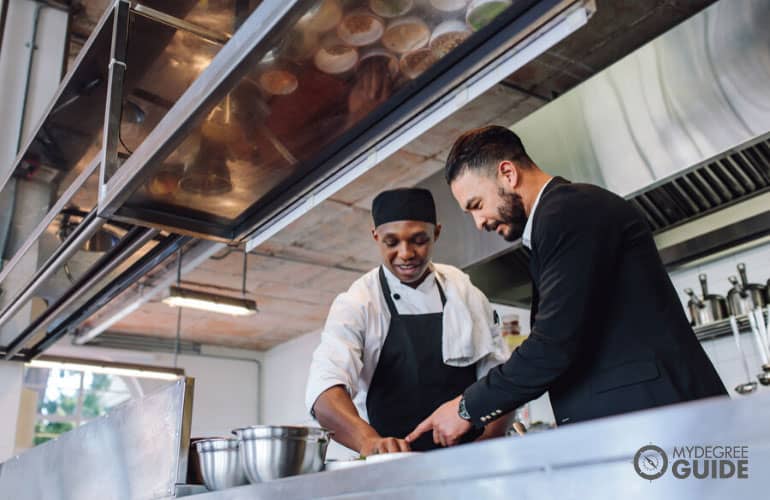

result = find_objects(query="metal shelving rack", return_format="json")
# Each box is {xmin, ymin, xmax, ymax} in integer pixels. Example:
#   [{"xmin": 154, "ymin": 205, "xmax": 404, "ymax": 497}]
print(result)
[{"xmin": 694, "ymin": 309, "xmax": 770, "ymax": 341}]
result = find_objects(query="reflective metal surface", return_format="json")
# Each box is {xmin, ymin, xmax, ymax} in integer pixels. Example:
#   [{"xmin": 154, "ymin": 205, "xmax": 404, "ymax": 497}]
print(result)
[
  {"xmin": 0, "ymin": 377, "xmax": 195, "ymax": 500},
  {"xmin": 684, "ymin": 274, "xmax": 729, "ymax": 327},
  {"xmin": 727, "ymin": 263, "xmax": 768, "ymax": 316},
  {"xmin": 100, "ymin": 0, "xmax": 590, "ymax": 241},
  {"xmin": 0, "ymin": 156, "xmax": 100, "ymax": 299},
  {"xmin": 514, "ymin": 0, "xmax": 770, "ymax": 198},
  {"xmin": 108, "ymin": 0, "xmax": 532, "ymax": 228},
  {"xmin": 194, "ymin": 394, "xmax": 770, "ymax": 499},
  {"xmin": 233, "ymin": 426, "xmax": 330, "ymax": 482},
  {"xmin": 195, "ymin": 439, "xmax": 249, "ymax": 491},
  {"xmin": 2, "ymin": 227, "xmax": 160, "ymax": 360}
]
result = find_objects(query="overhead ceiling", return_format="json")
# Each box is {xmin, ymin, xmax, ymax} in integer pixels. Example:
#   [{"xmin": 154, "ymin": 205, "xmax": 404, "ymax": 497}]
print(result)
[{"xmin": 66, "ymin": 0, "xmax": 716, "ymax": 351}]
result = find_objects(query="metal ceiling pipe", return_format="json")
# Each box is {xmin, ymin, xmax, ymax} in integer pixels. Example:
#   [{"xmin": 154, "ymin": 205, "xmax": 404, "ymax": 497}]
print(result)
[
  {"xmin": 16, "ymin": 2, "xmax": 41, "ymax": 153},
  {"xmin": 73, "ymin": 239, "xmax": 226, "ymax": 345},
  {"xmin": 0, "ymin": 179, "xmax": 16, "ymax": 274},
  {"xmin": 0, "ymin": 211, "xmax": 103, "ymax": 330},
  {"xmin": 2, "ymin": 226, "xmax": 159, "ymax": 359},
  {"xmin": 0, "ymin": 1, "xmax": 41, "ymax": 276}
]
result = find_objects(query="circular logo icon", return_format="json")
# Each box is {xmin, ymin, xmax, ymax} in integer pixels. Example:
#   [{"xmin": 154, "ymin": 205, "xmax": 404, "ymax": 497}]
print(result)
[{"xmin": 634, "ymin": 445, "xmax": 668, "ymax": 480}]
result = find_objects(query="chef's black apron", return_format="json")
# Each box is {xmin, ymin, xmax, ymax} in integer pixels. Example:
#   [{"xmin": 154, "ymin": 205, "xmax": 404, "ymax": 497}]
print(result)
[{"xmin": 366, "ymin": 267, "xmax": 482, "ymax": 451}]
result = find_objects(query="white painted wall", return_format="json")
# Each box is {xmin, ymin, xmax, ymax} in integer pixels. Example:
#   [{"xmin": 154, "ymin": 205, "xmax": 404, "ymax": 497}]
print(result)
[
  {"xmin": 261, "ymin": 330, "xmax": 320, "ymax": 427},
  {"xmin": 0, "ymin": 361, "xmax": 24, "ymax": 462}
]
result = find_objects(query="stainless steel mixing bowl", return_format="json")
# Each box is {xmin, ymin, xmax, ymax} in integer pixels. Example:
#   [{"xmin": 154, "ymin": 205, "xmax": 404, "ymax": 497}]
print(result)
[
  {"xmin": 194, "ymin": 438, "xmax": 249, "ymax": 491},
  {"xmin": 232, "ymin": 426, "xmax": 331, "ymax": 483}
]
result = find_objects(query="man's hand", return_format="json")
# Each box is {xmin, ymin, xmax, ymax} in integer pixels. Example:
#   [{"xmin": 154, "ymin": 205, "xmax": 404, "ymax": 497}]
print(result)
[
  {"xmin": 405, "ymin": 396, "xmax": 472, "ymax": 447},
  {"xmin": 360, "ymin": 436, "xmax": 411, "ymax": 456}
]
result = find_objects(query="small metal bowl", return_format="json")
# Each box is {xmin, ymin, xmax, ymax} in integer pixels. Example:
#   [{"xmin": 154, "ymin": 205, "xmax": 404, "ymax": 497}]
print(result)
[
  {"xmin": 194, "ymin": 439, "xmax": 248, "ymax": 491},
  {"xmin": 232, "ymin": 426, "xmax": 331, "ymax": 483}
]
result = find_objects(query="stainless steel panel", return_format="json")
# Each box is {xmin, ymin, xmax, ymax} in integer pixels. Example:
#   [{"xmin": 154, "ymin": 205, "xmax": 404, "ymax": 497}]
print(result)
[
  {"xmin": 0, "ymin": 377, "xmax": 194, "ymax": 500},
  {"xmin": 192, "ymin": 393, "xmax": 770, "ymax": 499},
  {"xmin": 513, "ymin": 0, "xmax": 770, "ymax": 197},
  {"xmin": 109, "ymin": 0, "xmax": 528, "ymax": 226},
  {"xmin": 0, "ymin": 4, "xmax": 114, "ymax": 199},
  {"xmin": 99, "ymin": 0, "xmax": 591, "ymax": 241}
]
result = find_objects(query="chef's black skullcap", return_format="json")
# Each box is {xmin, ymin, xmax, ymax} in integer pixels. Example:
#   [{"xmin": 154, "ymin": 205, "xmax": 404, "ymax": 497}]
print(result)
[{"xmin": 372, "ymin": 188, "xmax": 437, "ymax": 227}]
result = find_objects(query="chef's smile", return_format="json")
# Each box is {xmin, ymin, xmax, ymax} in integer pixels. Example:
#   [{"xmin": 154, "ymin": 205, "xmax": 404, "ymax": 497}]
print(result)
[{"xmin": 372, "ymin": 220, "xmax": 441, "ymax": 286}]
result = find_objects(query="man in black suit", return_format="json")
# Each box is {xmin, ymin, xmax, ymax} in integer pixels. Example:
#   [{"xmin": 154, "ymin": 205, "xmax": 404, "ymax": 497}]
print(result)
[{"xmin": 406, "ymin": 125, "xmax": 727, "ymax": 447}]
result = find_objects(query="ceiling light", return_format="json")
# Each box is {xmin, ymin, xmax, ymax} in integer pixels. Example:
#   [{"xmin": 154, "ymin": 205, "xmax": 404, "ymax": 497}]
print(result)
[
  {"xmin": 26, "ymin": 359, "xmax": 181, "ymax": 381},
  {"xmin": 162, "ymin": 285, "xmax": 257, "ymax": 316}
]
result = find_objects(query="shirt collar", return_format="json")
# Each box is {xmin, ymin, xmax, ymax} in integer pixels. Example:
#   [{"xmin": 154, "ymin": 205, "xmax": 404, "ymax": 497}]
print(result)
[
  {"xmin": 381, "ymin": 263, "xmax": 436, "ymax": 295},
  {"xmin": 522, "ymin": 178, "xmax": 554, "ymax": 250}
]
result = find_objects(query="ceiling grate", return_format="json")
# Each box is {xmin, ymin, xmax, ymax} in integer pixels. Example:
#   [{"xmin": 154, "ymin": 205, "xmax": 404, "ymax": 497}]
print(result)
[{"xmin": 630, "ymin": 134, "xmax": 770, "ymax": 234}]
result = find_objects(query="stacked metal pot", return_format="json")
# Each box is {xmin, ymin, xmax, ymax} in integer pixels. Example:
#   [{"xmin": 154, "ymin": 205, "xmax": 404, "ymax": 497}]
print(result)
[
  {"xmin": 685, "ymin": 263, "xmax": 770, "ymax": 395},
  {"xmin": 192, "ymin": 426, "xmax": 332, "ymax": 492}
]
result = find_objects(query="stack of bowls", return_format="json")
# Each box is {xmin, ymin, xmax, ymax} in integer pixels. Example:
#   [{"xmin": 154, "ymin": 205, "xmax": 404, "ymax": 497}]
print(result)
[{"xmin": 232, "ymin": 426, "xmax": 331, "ymax": 483}]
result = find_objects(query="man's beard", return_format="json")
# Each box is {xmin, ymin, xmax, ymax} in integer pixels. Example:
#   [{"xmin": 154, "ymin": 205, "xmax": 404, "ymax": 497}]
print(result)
[{"xmin": 495, "ymin": 188, "xmax": 527, "ymax": 242}]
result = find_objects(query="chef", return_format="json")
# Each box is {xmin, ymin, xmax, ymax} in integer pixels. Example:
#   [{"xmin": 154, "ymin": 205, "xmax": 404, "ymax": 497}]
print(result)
[
  {"xmin": 306, "ymin": 188, "xmax": 512, "ymax": 455},
  {"xmin": 406, "ymin": 125, "xmax": 728, "ymax": 447}
]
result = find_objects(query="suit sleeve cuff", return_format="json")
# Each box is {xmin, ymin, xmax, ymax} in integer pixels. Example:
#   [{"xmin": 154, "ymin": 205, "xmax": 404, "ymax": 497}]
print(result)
[{"xmin": 463, "ymin": 381, "xmax": 501, "ymax": 429}]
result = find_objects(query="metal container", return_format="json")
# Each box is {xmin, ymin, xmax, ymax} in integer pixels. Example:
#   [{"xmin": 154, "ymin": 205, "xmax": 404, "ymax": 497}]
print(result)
[
  {"xmin": 194, "ymin": 439, "xmax": 249, "ymax": 491},
  {"xmin": 233, "ymin": 426, "xmax": 331, "ymax": 483},
  {"xmin": 684, "ymin": 274, "xmax": 728, "ymax": 326},
  {"xmin": 727, "ymin": 263, "xmax": 768, "ymax": 315}
]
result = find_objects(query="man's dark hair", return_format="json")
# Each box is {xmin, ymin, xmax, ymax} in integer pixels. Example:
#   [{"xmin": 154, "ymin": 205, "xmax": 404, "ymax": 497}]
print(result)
[{"xmin": 444, "ymin": 125, "xmax": 532, "ymax": 183}]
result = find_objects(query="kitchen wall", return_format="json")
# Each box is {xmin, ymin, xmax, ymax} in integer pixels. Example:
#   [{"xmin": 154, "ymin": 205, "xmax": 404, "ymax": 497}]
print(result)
[
  {"xmin": 261, "ymin": 329, "xmax": 320, "ymax": 427},
  {"xmin": 668, "ymin": 239, "xmax": 770, "ymax": 398}
]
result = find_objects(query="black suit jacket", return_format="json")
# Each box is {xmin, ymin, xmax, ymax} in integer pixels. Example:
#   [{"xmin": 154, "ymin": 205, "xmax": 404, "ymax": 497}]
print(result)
[{"xmin": 464, "ymin": 178, "xmax": 727, "ymax": 426}]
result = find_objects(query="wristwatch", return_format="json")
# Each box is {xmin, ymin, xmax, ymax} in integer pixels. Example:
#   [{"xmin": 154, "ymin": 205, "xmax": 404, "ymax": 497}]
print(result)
[{"xmin": 458, "ymin": 396, "xmax": 472, "ymax": 421}]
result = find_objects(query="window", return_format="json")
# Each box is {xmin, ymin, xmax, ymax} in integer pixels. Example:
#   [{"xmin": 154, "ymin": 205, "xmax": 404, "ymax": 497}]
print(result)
[{"xmin": 22, "ymin": 361, "xmax": 180, "ymax": 446}]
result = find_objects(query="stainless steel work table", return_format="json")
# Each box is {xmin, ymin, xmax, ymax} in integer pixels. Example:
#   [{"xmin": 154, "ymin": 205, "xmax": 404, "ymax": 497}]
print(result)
[{"xmin": 195, "ymin": 393, "xmax": 770, "ymax": 499}]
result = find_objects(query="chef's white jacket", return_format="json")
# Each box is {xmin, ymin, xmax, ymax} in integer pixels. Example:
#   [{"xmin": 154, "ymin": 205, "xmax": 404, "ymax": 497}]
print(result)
[{"xmin": 305, "ymin": 263, "xmax": 510, "ymax": 422}]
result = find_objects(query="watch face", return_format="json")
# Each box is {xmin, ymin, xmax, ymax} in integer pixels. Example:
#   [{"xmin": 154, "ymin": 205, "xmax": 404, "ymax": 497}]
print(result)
[
  {"xmin": 458, "ymin": 398, "xmax": 471, "ymax": 420},
  {"xmin": 634, "ymin": 445, "xmax": 668, "ymax": 480}
]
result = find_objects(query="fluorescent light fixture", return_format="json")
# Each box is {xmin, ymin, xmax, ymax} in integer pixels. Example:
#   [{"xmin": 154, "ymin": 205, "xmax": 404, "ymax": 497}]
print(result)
[
  {"xmin": 162, "ymin": 285, "xmax": 257, "ymax": 316},
  {"xmin": 26, "ymin": 359, "xmax": 181, "ymax": 381}
]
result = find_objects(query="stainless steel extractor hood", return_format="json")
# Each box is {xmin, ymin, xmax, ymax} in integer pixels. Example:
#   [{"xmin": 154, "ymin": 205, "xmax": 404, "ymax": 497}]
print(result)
[{"xmin": 424, "ymin": 0, "xmax": 770, "ymax": 306}]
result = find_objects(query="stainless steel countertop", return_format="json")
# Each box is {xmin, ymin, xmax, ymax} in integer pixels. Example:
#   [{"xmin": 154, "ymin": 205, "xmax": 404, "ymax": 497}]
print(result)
[{"xmin": 193, "ymin": 393, "xmax": 770, "ymax": 499}]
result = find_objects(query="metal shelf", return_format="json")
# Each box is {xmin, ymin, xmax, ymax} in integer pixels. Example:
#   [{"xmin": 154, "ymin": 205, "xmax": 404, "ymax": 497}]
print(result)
[{"xmin": 694, "ymin": 310, "xmax": 770, "ymax": 341}]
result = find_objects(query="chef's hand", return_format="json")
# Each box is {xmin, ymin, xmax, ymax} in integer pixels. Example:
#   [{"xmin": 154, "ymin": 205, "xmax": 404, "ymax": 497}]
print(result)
[
  {"xmin": 405, "ymin": 396, "xmax": 472, "ymax": 447},
  {"xmin": 360, "ymin": 436, "xmax": 411, "ymax": 456}
]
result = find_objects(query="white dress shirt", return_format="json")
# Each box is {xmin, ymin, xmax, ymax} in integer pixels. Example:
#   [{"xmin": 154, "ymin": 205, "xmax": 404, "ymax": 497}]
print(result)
[
  {"xmin": 305, "ymin": 263, "xmax": 510, "ymax": 423},
  {"xmin": 522, "ymin": 177, "xmax": 554, "ymax": 250}
]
